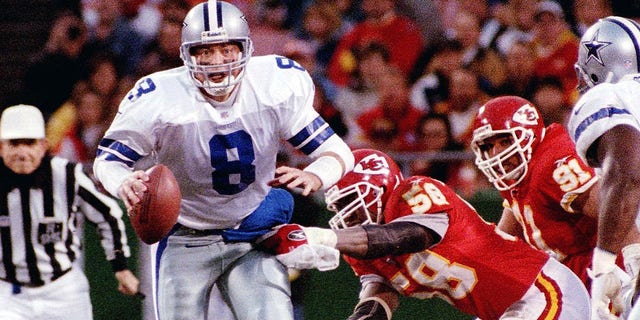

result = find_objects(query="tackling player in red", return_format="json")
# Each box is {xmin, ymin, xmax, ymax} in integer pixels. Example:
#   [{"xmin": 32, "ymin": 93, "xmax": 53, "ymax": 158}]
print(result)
[
  {"xmin": 262, "ymin": 149, "xmax": 591, "ymax": 319},
  {"xmin": 470, "ymin": 96, "xmax": 640, "ymax": 291}
]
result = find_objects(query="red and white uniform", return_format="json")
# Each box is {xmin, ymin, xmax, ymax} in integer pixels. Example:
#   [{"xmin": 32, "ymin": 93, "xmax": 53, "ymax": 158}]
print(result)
[
  {"xmin": 501, "ymin": 124, "xmax": 598, "ymax": 285},
  {"xmin": 345, "ymin": 176, "xmax": 590, "ymax": 319}
]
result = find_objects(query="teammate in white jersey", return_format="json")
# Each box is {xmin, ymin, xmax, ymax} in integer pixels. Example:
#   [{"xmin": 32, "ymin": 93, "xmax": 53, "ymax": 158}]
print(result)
[
  {"xmin": 93, "ymin": 1, "xmax": 354, "ymax": 319},
  {"xmin": 569, "ymin": 16, "xmax": 640, "ymax": 319}
]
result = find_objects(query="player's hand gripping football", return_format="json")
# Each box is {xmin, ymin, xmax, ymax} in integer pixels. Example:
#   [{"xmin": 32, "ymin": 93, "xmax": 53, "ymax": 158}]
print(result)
[
  {"xmin": 117, "ymin": 170, "xmax": 149, "ymax": 216},
  {"xmin": 258, "ymin": 224, "xmax": 339, "ymax": 271}
]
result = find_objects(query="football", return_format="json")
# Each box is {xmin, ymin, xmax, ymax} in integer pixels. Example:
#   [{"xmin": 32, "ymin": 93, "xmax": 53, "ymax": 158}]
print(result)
[{"xmin": 130, "ymin": 164, "xmax": 181, "ymax": 244}]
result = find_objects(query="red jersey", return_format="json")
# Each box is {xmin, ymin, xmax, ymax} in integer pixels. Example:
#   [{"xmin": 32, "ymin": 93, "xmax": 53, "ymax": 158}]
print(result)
[
  {"xmin": 500, "ymin": 123, "xmax": 598, "ymax": 284},
  {"xmin": 344, "ymin": 176, "xmax": 549, "ymax": 319}
]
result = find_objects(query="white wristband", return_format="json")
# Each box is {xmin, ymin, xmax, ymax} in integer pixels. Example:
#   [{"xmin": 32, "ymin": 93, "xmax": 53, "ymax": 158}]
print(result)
[
  {"xmin": 303, "ymin": 227, "xmax": 337, "ymax": 248},
  {"xmin": 592, "ymin": 247, "xmax": 618, "ymax": 275},
  {"xmin": 303, "ymin": 155, "xmax": 343, "ymax": 190}
]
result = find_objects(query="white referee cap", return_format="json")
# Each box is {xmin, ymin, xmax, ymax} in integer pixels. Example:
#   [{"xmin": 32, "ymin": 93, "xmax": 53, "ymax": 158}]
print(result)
[{"xmin": 0, "ymin": 104, "xmax": 46, "ymax": 140}]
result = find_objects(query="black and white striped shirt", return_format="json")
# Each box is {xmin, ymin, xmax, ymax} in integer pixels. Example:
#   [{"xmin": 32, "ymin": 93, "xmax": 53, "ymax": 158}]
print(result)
[{"xmin": 0, "ymin": 155, "xmax": 130, "ymax": 287}]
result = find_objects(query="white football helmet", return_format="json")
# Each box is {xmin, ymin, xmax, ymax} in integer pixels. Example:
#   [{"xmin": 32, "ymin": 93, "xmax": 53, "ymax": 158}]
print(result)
[
  {"xmin": 180, "ymin": 0, "xmax": 254, "ymax": 97},
  {"xmin": 575, "ymin": 16, "xmax": 640, "ymax": 93}
]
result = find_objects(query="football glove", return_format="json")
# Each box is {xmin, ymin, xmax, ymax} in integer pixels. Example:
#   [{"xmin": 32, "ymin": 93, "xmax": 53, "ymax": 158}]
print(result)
[
  {"xmin": 258, "ymin": 224, "xmax": 339, "ymax": 271},
  {"xmin": 589, "ymin": 248, "xmax": 626, "ymax": 320}
]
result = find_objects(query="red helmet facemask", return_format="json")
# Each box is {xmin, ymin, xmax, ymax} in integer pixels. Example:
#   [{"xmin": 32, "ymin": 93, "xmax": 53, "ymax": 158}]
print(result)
[{"xmin": 325, "ymin": 149, "xmax": 403, "ymax": 230}]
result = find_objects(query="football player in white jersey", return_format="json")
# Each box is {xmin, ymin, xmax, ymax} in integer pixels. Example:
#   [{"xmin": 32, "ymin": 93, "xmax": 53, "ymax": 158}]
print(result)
[
  {"xmin": 569, "ymin": 16, "xmax": 640, "ymax": 319},
  {"xmin": 92, "ymin": 1, "xmax": 354, "ymax": 319}
]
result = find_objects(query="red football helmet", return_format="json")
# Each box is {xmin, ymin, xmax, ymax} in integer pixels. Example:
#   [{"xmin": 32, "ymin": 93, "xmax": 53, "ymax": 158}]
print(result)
[
  {"xmin": 470, "ymin": 96, "xmax": 546, "ymax": 191},
  {"xmin": 325, "ymin": 149, "xmax": 403, "ymax": 230}
]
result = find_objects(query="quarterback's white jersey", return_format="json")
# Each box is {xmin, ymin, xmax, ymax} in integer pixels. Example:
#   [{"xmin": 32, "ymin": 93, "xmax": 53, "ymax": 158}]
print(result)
[
  {"xmin": 568, "ymin": 74, "xmax": 640, "ymax": 163},
  {"xmin": 94, "ymin": 55, "xmax": 349, "ymax": 230}
]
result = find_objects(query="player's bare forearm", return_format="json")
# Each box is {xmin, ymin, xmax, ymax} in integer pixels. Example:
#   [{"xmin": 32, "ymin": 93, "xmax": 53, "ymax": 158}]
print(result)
[
  {"xmin": 497, "ymin": 208, "xmax": 523, "ymax": 238},
  {"xmin": 335, "ymin": 222, "xmax": 436, "ymax": 259},
  {"xmin": 597, "ymin": 126, "xmax": 640, "ymax": 253},
  {"xmin": 335, "ymin": 227, "xmax": 369, "ymax": 257},
  {"xmin": 598, "ymin": 177, "xmax": 640, "ymax": 253}
]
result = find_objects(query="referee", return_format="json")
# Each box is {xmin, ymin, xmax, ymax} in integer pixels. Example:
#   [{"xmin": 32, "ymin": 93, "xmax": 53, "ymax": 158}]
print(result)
[{"xmin": 0, "ymin": 105, "xmax": 140, "ymax": 319}]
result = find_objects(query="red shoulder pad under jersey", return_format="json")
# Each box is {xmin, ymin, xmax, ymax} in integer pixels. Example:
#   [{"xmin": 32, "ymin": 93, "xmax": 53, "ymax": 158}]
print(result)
[{"xmin": 383, "ymin": 176, "xmax": 458, "ymax": 223}]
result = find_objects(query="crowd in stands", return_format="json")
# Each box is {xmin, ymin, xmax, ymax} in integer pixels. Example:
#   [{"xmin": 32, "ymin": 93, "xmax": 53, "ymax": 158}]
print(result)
[{"xmin": 17, "ymin": 0, "xmax": 627, "ymax": 200}]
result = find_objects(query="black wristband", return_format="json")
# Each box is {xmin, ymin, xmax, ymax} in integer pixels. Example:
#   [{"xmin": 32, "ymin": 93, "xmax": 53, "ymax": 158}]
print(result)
[
  {"xmin": 110, "ymin": 250, "xmax": 128, "ymax": 272},
  {"xmin": 347, "ymin": 298, "xmax": 390, "ymax": 320}
]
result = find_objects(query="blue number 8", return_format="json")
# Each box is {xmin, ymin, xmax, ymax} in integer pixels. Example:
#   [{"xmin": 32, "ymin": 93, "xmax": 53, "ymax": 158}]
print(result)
[
  {"xmin": 209, "ymin": 130, "xmax": 256, "ymax": 195},
  {"xmin": 127, "ymin": 78, "xmax": 156, "ymax": 102},
  {"xmin": 276, "ymin": 56, "xmax": 305, "ymax": 71}
]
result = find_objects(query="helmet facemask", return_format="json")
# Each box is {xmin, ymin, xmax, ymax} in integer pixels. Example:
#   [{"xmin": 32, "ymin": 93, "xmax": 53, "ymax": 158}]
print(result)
[
  {"xmin": 326, "ymin": 182, "xmax": 383, "ymax": 230},
  {"xmin": 180, "ymin": 1, "xmax": 254, "ymax": 98},
  {"xmin": 574, "ymin": 63, "xmax": 614, "ymax": 94},
  {"xmin": 472, "ymin": 128, "xmax": 535, "ymax": 191},
  {"xmin": 182, "ymin": 44, "xmax": 250, "ymax": 97}
]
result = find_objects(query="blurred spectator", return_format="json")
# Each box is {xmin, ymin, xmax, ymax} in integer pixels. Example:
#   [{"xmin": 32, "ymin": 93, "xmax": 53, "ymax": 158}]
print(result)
[
  {"xmin": 299, "ymin": 1, "xmax": 349, "ymax": 73},
  {"xmin": 410, "ymin": 39, "xmax": 465, "ymax": 112},
  {"xmin": 126, "ymin": 0, "xmax": 163, "ymax": 43},
  {"xmin": 328, "ymin": 0, "xmax": 364, "ymax": 29},
  {"xmin": 410, "ymin": 113, "xmax": 465, "ymax": 180},
  {"xmin": 433, "ymin": 67, "xmax": 489, "ymax": 147},
  {"xmin": 251, "ymin": 0, "xmax": 298, "ymax": 56},
  {"xmin": 136, "ymin": 18, "xmax": 184, "ymax": 76},
  {"xmin": 22, "ymin": 12, "xmax": 88, "ymax": 120},
  {"xmin": 572, "ymin": 0, "xmax": 612, "ymax": 36},
  {"xmin": 531, "ymin": 76, "xmax": 572, "ymax": 128},
  {"xmin": 82, "ymin": 0, "xmax": 146, "ymax": 76},
  {"xmin": 434, "ymin": 0, "xmax": 460, "ymax": 35},
  {"xmin": 409, "ymin": 112, "xmax": 485, "ymax": 199},
  {"xmin": 126, "ymin": 0, "xmax": 191, "ymax": 44},
  {"xmin": 159, "ymin": 0, "xmax": 192, "ymax": 23},
  {"xmin": 451, "ymin": 10, "xmax": 507, "ymax": 95},
  {"xmin": 85, "ymin": 53, "xmax": 121, "ymax": 103},
  {"xmin": 334, "ymin": 42, "xmax": 392, "ymax": 146},
  {"xmin": 460, "ymin": 1, "xmax": 508, "ymax": 52},
  {"xmin": 326, "ymin": 0, "xmax": 425, "ymax": 87},
  {"xmin": 493, "ymin": 0, "xmax": 537, "ymax": 56},
  {"xmin": 395, "ymin": 0, "xmax": 445, "ymax": 48},
  {"xmin": 47, "ymin": 82, "xmax": 109, "ymax": 169},
  {"xmin": 45, "ymin": 52, "xmax": 121, "ymax": 153},
  {"xmin": 531, "ymin": 0, "xmax": 580, "ymax": 104},
  {"xmin": 354, "ymin": 67, "xmax": 424, "ymax": 152},
  {"xmin": 494, "ymin": 39, "xmax": 538, "ymax": 100}
]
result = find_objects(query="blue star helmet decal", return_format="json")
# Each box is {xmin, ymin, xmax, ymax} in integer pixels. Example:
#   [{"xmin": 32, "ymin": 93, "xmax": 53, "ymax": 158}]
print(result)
[{"xmin": 582, "ymin": 29, "xmax": 612, "ymax": 66}]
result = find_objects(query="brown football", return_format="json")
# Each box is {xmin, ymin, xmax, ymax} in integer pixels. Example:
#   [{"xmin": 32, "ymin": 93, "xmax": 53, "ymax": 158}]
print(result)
[{"xmin": 130, "ymin": 164, "xmax": 181, "ymax": 244}]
